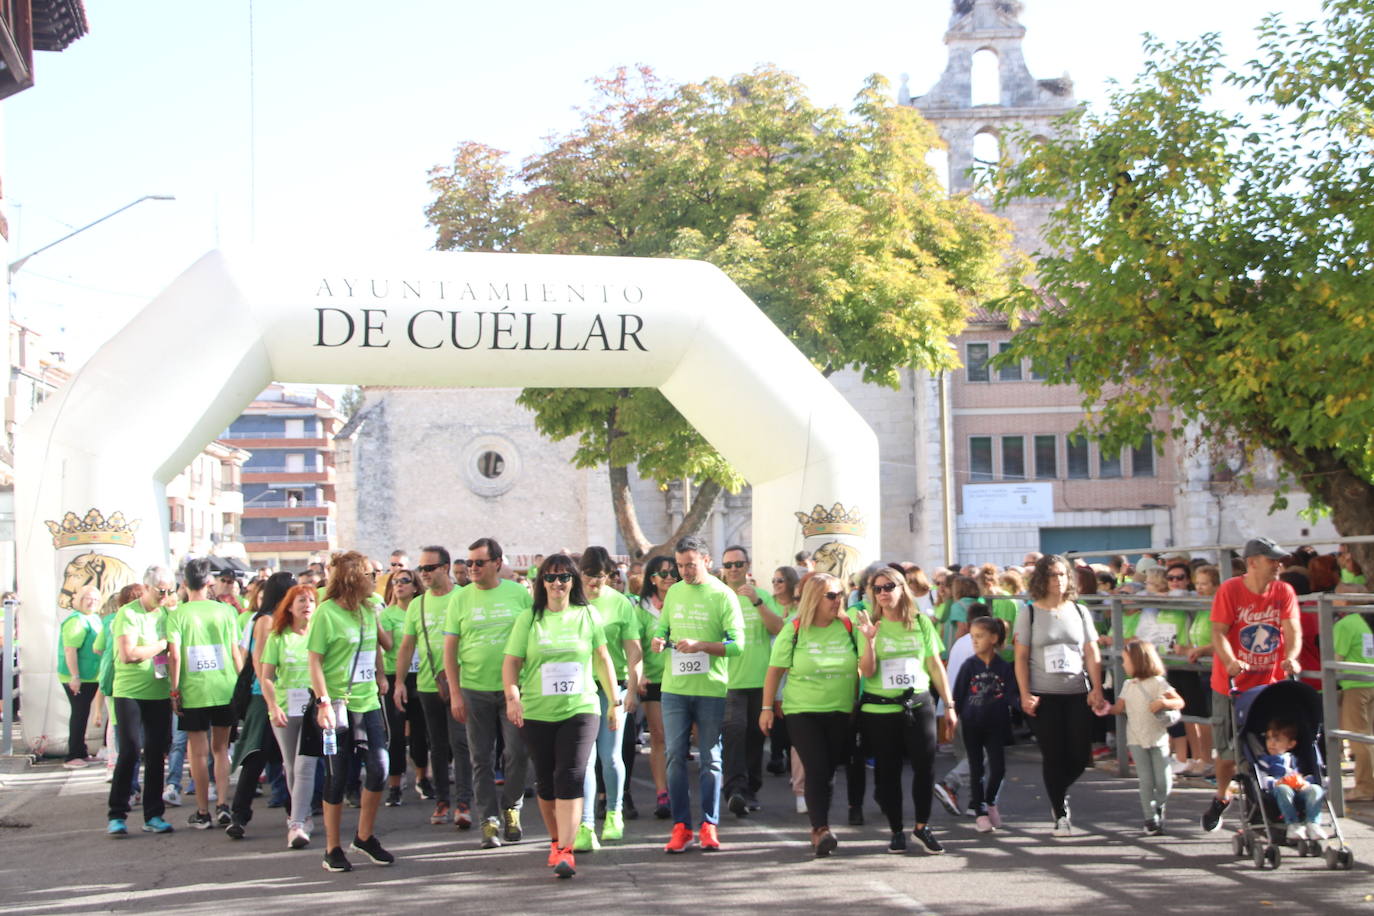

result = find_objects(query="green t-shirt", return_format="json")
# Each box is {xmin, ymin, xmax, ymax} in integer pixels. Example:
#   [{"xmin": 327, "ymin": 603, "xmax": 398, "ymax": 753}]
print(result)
[
  {"xmin": 261, "ymin": 629, "xmax": 313, "ymax": 716},
  {"xmin": 110, "ymin": 600, "xmax": 170, "ymax": 700},
  {"xmin": 443, "ymin": 580, "xmax": 533, "ymax": 691},
  {"xmin": 591, "ymin": 589, "xmax": 640, "ymax": 682},
  {"xmin": 1128, "ymin": 608, "xmax": 1193, "ymax": 666},
  {"xmin": 1188, "ymin": 610, "xmax": 1212, "ymax": 658},
  {"xmin": 942, "ymin": 597, "xmax": 974, "ymax": 653},
  {"xmin": 653, "ymin": 578, "xmax": 745, "ymax": 699},
  {"xmin": 379, "ymin": 603, "xmax": 408, "ymax": 675},
  {"xmin": 634, "ymin": 595, "xmax": 667, "ymax": 685},
  {"xmin": 504, "ymin": 605, "xmax": 606, "ymax": 722},
  {"xmin": 1334, "ymin": 613, "xmax": 1374, "ymax": 689},
  {"xmin": 767, "ymin": 618, "xmax": 859, "ymax": 714},
  {"xmin": 57, "ymin": 611, "xmax": 101, "ymax": 679},
  {"xmin": 728, "ymin": 589, "xmax": 773, "ymax": 690},
  {"xmin": 166, "ymin": 599, "xmax": 240, "ymax": 709},
  {"xmin": 306, "ymin": 599, "xmax": 381, "ymax": 713},
  {"xmin": 405, "ymin": 589, "xmax": 456, "ymax": 693},
  {"xmin": 859, "ymin": 615, "xmax": 942, "ymax": 715}
]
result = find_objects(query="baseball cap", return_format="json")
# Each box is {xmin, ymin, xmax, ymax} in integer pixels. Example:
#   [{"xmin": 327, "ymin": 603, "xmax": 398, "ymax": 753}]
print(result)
[
  {"xmin": 1243, "ymin": 537, "xmax": 1287, "ymax": 559},
  {"xmin": 1135, "ymin": 556, "xmax": 1160, "ymax": 574}
]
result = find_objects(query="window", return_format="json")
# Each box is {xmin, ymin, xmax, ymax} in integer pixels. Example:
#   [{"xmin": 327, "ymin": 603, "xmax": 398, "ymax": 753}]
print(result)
[
  {"xmin": 1001, "ymin": 436, "xmax": 1025, "ymax": 480},
  {"xmin": 966, "ymin": 343, "xmax": 991, "ymax": 382},
  {"xmin": 1066, "ymin": 436, "xmax": 1090, "ymax": 479},
  {"xmin": 286, "ymin": 521, "xmax": 307, "ymax": 539},
  {"xmin": 1029, "ymin": 357, "xmax": 1048, "ymax": 381},
  {"xmin": 1132, "ymin": 434, "xmax": 1156, "ymax": 478},
  {"xmin": 477, "ymin": 451, "xmax": 506, "ymax": 479},
  {"xmin": 971, "ymin": 48, "xmax": 1000, "ymax": 106},
  {"xmin": 285, "ymin": 453, "xmax": 305, "ymax": 473},
  {"xmin": 970, "ymin": 436, "xmax": 993, "ymax": 482},
  {"xmin": 997, "ymin": 342, "xmax": 1022, "ymax": 381},
  {"xmin": 286, "ymin": 488, "xmax": 305, "ymax": 507},
  {"xmin": 284, "ymin": 418, "xmax": 305, "ymax": 438},
  {"xmin": 1034, "ymin": 435, "xmax": 1057, "ymax": 479},
  {"xmin": 1099, "ymin": 445, "xmax": 1123, "ymax": 479}
]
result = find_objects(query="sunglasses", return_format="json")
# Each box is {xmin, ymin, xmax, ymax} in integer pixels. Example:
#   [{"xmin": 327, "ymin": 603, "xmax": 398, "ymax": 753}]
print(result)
[
  {"xmin": 417, "ymin": 563, "xmax": 445, "ymax": 573},
  {"xmin": 653, "ymin": 570, "xmax": 679, "ymax": 579},
  {"xmin": 823, "ymin": 591, "xmax": 843, "ymax": 601},
  {"xmin": 155, "ymin": 588, "xmax": 175, "ymax": 597},
  {"xmin": 543, "ymin": 572, "xmax": 574, "ymax": 584},
  {"xmin": 470, "ymin": 558, "xmax": 497, "ymax": 568},
  {"xmin": 872, "ymin": 582, "xmax": 898, "ymax": 593},
  {"xmin": 771, "ymin": 578, "xmax": 787, "ymax": 585},
  {"xmin": 393, "ymin": 578, "xmax": 414, "ymax": 586},
  {"xmin": 1166, "ymin": 574, "xmax": 1188, "ymax": 582},
  {"xmin": 390, "ymin": 562, "xmax": 405, "ymax": 568},
  {"xmin": 722, "ymin": 561, "xmax": 747, "ymax": 570}
]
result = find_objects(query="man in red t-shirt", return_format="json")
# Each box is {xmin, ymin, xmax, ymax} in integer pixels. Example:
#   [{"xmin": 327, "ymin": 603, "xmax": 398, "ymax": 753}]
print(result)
[{"xmin": 1201, "ymin": 536, "xmax": 1301, "ymax": 833}]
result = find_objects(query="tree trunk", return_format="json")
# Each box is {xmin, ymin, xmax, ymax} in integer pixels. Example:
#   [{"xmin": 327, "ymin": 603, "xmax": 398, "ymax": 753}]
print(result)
[
  {"xmin": 647, "ymin": 478, "xmax": 723, "ymax": 561},
  {"xmin": 1283, "ymin": 446, "xmax": 1374, "ymax": 579},
  {"xmin": 609, "ymin": 463, "xmax": 653, "ymax": 558}
]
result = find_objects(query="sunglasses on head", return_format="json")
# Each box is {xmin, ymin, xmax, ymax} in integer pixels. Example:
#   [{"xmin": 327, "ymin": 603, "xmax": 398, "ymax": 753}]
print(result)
[
  {"xmin": 722, "ymin": 561, "xmax": 747, "ymax": 570},
  {"xmin": 417, "ymin": 563, "xmax": 444, "ymax": 573},
  {"xmin": 872, "ymin": 582, "xmax": 898, "ymax": 593},
  {"xmin": 543, "ymin": 572, "xmax": 574, "ymax": 584},
  {"xmin": 823, "ymin": 591, "xmax": 843, "ymax": 601}
]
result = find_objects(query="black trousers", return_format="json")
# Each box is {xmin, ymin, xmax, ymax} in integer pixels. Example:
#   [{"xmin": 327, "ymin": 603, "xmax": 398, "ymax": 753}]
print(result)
[
  {"xmin": 846, "ymin": 716, "xmax": 866, "ymax": 807},
  {"xmin": 620, "ymin": 705, "xmax": 640, "ymax": 799},
  {"xmin": 1028, "ymin": 691, "xmax": 1092, "ymax": 820},
  {"xmin": 384, "ymin": 672, "xmax": 428, "ymax": 774},
  {"xmin": 107, "ymin": 697, "xmax": 172, "ymax": 822},
  {"xmin": 860, "ymin": 704, "xmax": 937, "ymax": 831},
  {"xmin": 723, "ymin": 686, "xmax": 765, "ymax": 799},
  {"xmin": 963, "ymin": 718, "xmax": 1009, "ymax": 814},
  {"xmin": 521, "ymin": 713, "xmax": 598, "ymax": 801},
  {"xmin": 787, "ymin": 711, "xmax": 852, "ymax": 830},
  {"xmin": 64, "ymin": 681, "xmax": 98, "ymax": 760}
]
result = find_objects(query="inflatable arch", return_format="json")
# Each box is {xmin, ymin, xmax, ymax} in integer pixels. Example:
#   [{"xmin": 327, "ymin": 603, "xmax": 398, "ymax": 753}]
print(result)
[{"xmin": 15, "ymin": 249, "xmax": 879, "ymax": 755}]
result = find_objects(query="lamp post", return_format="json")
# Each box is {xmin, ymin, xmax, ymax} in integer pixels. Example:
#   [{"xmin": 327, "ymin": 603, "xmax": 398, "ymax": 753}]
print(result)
[{"xmin": 7, "ymin": 194, "xmax": 176, "ymax": 279}]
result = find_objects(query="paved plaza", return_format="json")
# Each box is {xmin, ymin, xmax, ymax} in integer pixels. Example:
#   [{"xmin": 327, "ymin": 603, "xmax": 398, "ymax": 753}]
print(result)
[{"xmin": 2, "ymin": 739, "xmax": 1372, "ymax": 914}]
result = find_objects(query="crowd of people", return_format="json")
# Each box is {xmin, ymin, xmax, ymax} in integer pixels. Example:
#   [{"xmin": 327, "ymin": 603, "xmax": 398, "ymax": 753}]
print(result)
[{"xmin": 51, "ymin": 533, "xmax": 1374, "ymax": 879}]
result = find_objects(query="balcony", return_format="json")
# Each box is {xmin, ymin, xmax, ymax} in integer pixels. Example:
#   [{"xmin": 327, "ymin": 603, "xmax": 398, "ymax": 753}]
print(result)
[
  {"xmin": 243, "ymin": 534, "xmax": 332, "ymax": 554},
  {"xmin": 244, "ymin": 499, "xmax": 334, "ymax": 519},
  {"xmin": 241, "ymin": 466, "xmax": 335, "ymax": 485},
  {"xmin": 222, "ymin": 430, "xmax": 330, "ymax": 449}
]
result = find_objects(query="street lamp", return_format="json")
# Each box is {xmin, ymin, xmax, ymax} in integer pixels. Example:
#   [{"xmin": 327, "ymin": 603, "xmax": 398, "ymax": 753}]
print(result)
[{"xmin": 7, "ymin": 194, "xmax": 176, "ymax": 279}]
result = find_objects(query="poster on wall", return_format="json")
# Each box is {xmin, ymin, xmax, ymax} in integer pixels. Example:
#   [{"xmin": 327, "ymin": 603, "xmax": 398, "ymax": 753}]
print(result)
[{"xmin": 962, "ymin": 482, "xmax": 1054, "ymax": 525}]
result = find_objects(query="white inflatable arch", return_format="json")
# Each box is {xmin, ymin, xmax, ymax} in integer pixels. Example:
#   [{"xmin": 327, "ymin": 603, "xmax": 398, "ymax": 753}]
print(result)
[{"xmin": 15, "ymin": 249, "xmax": 878, "ymax": 755}]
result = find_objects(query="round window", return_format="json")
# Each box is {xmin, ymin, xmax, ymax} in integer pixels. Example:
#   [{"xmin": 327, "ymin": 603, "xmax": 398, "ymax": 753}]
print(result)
[
  {"xmin": 477, "ymin": 450, "xmax": 505, "ymax": 479},
  {"xmin": 462, "ymin": 434, "xmax": 520, "ymax": 497}
]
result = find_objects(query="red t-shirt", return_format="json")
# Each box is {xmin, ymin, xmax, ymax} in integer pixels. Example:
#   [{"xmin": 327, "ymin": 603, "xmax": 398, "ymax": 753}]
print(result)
[{"xmin": 1209, "ymin": 576, "xmax": 1299, "ymax": 695}]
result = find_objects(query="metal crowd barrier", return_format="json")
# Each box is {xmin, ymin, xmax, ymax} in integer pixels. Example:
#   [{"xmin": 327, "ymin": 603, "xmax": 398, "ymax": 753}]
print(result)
[{"xmin": 1316, "ymin": 592, "xmax": 1374, "ymax": 817}]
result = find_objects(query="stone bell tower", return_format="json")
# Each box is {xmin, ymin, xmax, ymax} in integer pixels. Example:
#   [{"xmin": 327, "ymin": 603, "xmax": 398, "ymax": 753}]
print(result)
[{"xmin": 902, "ymin": 0, "xmax": 1076, "ymax": 253}]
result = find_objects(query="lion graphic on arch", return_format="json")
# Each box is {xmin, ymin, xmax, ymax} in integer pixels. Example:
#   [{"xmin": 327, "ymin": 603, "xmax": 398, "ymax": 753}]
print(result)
[{"xmin": 57, "ymin": 552, "xmax": 136, "ymax": 610}]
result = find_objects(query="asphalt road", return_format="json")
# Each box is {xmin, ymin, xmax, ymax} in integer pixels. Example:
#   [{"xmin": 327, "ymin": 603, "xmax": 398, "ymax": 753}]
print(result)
[{"xmin": 2, "ymin": 740, "xmax": 1373, "ymax": 915}]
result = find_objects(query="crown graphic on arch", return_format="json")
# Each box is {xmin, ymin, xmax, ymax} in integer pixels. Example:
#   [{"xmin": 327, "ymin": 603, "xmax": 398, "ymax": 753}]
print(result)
[
  {"xmin": 794, "ymin": 503, "xmax": 865, "ymax": 538},
  {"xmin": 45, "ymin": 508, "xmax": 140, "ymax": 549}
]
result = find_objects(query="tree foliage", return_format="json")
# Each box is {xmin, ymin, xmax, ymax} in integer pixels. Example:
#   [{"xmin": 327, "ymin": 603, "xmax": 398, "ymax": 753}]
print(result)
[
  {"xmin": 990, "ymin": 1, "xmax": 1374, "ymax": 558},
  {"xmin": 427, "ymin": 65, "xmax": 1015, "ymax": 555}
]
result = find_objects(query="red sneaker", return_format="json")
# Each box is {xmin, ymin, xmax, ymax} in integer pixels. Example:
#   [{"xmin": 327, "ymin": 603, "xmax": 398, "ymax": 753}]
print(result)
[
  {"xmin": 547, "ymin": 841, "xmax": 559, "ymax": 867},
  {"xmin": 698, "ymin": 822, "xmax": 721, "ymax": 851},
  {"xmin": 553, "ymin": 847, "xmax": 576, "ymax": 879},
  {"xmin": 664, "ymin": 822, "xmax": 694, "ymax": 853}
]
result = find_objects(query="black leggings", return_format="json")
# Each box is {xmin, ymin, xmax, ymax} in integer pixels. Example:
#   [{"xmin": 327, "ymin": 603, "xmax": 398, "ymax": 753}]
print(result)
[
  {"xmin": 384, "ymin": 672, "xmax": 428, "ymax": 774},
  {"xmin": 1029, "ymin": 692, "xmax": 1092, "ymax": 819},
  {"xmin": 520, "ymin": 714, "xmax": 598, "ymax": 801},
  {"xmin": 787, "ymin": 711, "xmax": 852, "ymax": 830},
  {"xmin": 65, "ymin": 681, "xmax": 98, "ymax": 760},
  {"xmin": 108, "ymin": 696, "xmax": 172, "ymax": 822},
  {"xmin": 963, "ymin": 719, "xmax": 1008, "ymax": 814},
  {"xmin": 620, "ymin": 705, "xmax": 640, "ymax": 799},
  {"xmin": 322, "ymin": 707, "xmax": 389, "ymax": 805},
  {"xmin": 860, "ymin": 705, "xmax": 936, "ymax": 831}
]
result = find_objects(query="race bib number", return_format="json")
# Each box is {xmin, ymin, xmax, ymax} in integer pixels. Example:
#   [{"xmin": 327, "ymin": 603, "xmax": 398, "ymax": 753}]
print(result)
[
  {"xmin": 187, "ymin": 644, "xmax": 224, "ymax": 672},
  {"xmin": 881, "ymin": 656, "xmax": 921, "ymax": 690},
  {"xmin": 353, "ymin": 650, "xmax": 376, "ymax": 683},
  {"xmin": 286, "ymin": 687, "xmax": 311, "ymax": 716},
  {"xmin": 673, "ymin": 649, "xmax": 709, "ymax": 676},
  {"xmin": 540, "ymin": 661, "xmax": 584, "ymax": 696},
  {"xmin": 1043, "ymin": 643, "xmax": 1082, "ymax": 675},
  {"xmin": 409, "ymin": 654, "xmax": 421, "ymax": 674},
  {"xmin": 1138, "ymin": 623, "xmax": 1177, "ymax": 654},
  {"xmin": 1363, "ymin": 633, "xmax": 1374, "ymax": 659},
  {"xmin": 153, "ymin": 652, "xmax": 169, "ymax": 679}
]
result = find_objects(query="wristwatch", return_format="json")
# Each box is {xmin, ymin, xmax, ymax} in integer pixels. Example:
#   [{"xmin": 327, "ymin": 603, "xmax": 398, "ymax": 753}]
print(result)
[{"xmin": 751, "ymin": 598, "xmax": 763, "ymax": 607}]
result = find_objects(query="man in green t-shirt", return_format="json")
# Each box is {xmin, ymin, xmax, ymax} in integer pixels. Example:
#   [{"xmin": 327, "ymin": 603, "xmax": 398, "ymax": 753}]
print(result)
[
  {"xmin": 650, "ymin": 535, "xmax": 745, "ymax": 853},
  {"xmin": 443, "ymin": 536, "xmax": 532, "ymax": 849},
  {"xmin": 720, "ymin": 545, "xmax": 784, "ymax": 818},
  {"xmin": 1334, "ymin": 594, "xmax": 1374, "ymax": 800},
  {"xmin": 167, "ymin": 558, "xmax": 244, "ymax": 830},
  {"xmin": 395, "ymin": 546, "xmax": 472, "ymax": 828}
]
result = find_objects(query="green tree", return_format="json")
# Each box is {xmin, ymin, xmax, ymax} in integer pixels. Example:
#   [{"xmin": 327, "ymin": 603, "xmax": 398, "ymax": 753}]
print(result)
[
  {"xmin": 427, "ymin": 65, "xmax": 1015, "ymax": 558},
  {"xmin": 991, "ymin": 1, "xmax": 1374, "ymax": 570}
]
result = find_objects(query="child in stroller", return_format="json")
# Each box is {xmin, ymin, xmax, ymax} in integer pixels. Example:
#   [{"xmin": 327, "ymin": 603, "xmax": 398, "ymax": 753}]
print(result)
[{"xmin": 1256, "ymin": 719, "xmax": 1326, "ymax": 840}]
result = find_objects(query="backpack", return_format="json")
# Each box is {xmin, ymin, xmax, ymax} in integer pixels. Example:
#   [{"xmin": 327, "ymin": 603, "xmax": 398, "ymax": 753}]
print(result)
[{"xmin": 791, "ymin": 614, "xmax": 858, "ymax": 655}]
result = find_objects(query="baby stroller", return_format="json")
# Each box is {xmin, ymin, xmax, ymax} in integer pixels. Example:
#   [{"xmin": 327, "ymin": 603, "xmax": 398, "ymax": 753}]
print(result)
[{"xmin": 1228, "ymin": 678, "xmax": 1354, "ymax": 870}]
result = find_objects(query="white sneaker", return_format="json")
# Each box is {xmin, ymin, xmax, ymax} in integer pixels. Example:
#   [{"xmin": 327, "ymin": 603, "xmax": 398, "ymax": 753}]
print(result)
[
  {"xmin": 1288, "ymin": 822, "xmax": 1308, "ymax": 841},
  {"xmin": 1308, "ymin": 822, "xmax": 1328, "ymax": 841},
  {"xmin": 795, "ymin": 796, "xmax": 807, "ymax": 814},
  {"xmin": 975, "ymin": 815, "xmax": 994, "ymax": 833},
  {"xmin": 1052, "ymin": 816, "xmax": 1073, "ymax": 837},
  {"xmin": 162, "ymin": 785, "xmax": 183, "ymax": 807},
  {"xmin": 287, "ymin": 825, "xmax": 310, "ymax": 849},
  {"xmin": 1168, "ymin": 758, "xmax": 1191, "ymax": 775}
]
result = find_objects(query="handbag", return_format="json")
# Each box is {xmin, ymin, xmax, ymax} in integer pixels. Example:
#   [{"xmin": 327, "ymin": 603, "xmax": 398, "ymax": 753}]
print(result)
[{"xmin": 298, "ymin": 613, "xmax": 366, "ymax": 757}]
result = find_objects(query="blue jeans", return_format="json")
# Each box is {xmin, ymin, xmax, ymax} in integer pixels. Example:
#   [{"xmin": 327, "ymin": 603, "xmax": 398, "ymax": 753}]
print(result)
[
  {"xmin": 662, "ymin": 691, "xmax": 726, "ymax": 826},
  {"xmin": 166, "ymin": 725, "xmax": 188, "ymax": 792},
  {"xmin": 582, "ymin": 687, "xmax": 626, "ymax": 824},
  {"xmin": 1273, "ymin": 782, "xmax": 1324, "ymax": 826}
]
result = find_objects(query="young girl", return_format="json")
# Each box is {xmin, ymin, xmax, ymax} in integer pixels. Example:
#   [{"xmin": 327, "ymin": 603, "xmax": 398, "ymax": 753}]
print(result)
[
  {"xmin": 952, "ymin": 617, "xmax": 1018, "ymax": 833},
  {"xmin": 1106, "ymin": 638, "xmax": 1185, "ymax": 835}
]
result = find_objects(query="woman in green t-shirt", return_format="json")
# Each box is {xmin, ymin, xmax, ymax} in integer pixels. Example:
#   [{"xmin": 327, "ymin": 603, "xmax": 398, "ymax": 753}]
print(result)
[
  {"xmin": 380, "ymin": 568, "xmax": 429, "ymax": 808},
  {"xmin": 59, "ymin": 585, "xmax": 103, "ymax": 767},
  {"xmin": 764, "ymin": 565, "xmax": 801, "ymax": 778},
  {"xmin": 857, "ymin": 567, "xmax": 955, "ymax": 855},
  {"xmin": 632, "ymin": 555, "xmax": 677, "ymax": 819},
  {"xmin": 260, "ymin": 582, "xmax": 317, "ymax": 849},
  {"xmin": 307, "ymin": 551, "xmax": 395, "ymax": 873},
  {"xmin": 503, "ymin": 553, "xmax": 619, "ymax": 879},
  {"xmin": 760, "ymin": 573, "xmax": 871, "ymax": 857}
]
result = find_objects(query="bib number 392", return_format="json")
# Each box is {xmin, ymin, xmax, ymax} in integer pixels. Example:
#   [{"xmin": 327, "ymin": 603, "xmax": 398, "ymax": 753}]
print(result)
[
  {"xmin": 541, "ymin": 661, "xmax": 584, "ymax": 696},
  {"xmin": 673, "ymin": 649, "xmax": 709, "ymax": 676}
]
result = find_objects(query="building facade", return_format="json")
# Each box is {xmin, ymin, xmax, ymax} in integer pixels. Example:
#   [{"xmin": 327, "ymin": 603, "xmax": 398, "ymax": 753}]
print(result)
[{"xmin": 164, "ymin": 439, "xmax": 249, "ymax": 565}]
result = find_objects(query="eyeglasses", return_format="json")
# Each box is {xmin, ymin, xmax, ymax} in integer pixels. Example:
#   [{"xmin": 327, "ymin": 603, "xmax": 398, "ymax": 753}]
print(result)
[
  {"xmin": 390, "ymin": 562, "xmax": 405, "ymax": 568},
  {"xmin": 1166, "ymin": 574, "xmax": 1189, "ymax": 582},
  {"xmin": 155, "ymin": 588, "xmax": 175, "ymax": 597},
  {"xmin": 722, "ymin": 561, "xmax": 747, "ymax": 570},
  {"xmin": 470, "ymin": 558, "xmax": 496, "ymax": 568},
  {"xmin": 823, "ymin": 591, "xmax": 843, "ymax": 601},
  {"xmin": 771, "ymin": 578, "xmax": 787, "ymax": 585},
  {"xmin": 653, "ymin": 570, "xmax": 679, "ymax": 579},
  {"xmin": 393, "ymin": 578, "xmax": 413, "ymax": 586},
  {"xmin": 872, "ymin": 582, "xmax": 898, "ymax": 593},
  {"xmin": 543, "ymin": 573, "xmax": 574, "ymax": 584},
  {"xmin": 417, "ymin": 563, "xmax": 445, "ymax": 573}
]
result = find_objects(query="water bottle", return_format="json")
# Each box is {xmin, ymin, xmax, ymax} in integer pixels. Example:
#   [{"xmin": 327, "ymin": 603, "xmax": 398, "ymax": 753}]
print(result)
[{"xmin": 322, "ymin": 725, "xmax": 337, "ymax": 756}]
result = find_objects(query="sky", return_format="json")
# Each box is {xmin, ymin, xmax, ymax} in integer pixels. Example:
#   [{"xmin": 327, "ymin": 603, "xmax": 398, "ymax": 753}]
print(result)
[{"xmin": 3, "ymin": 0, "xmax": 1327, "ymax": 367}]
